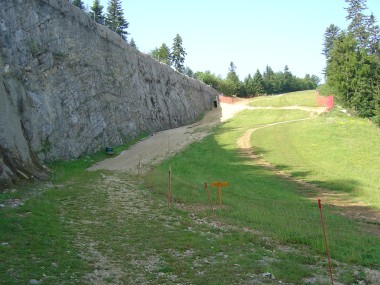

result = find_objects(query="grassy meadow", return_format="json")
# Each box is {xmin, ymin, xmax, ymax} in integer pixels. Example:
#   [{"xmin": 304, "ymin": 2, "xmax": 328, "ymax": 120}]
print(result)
[
  {"xmin": 146, "ymin": 102, "xmax": 380, "ymax": 269},
  {"xmin": 248, "ymin": 90, "xmax": 318, "ymax": 107},
  {"xmin": 1, "ymin": 91, "xmax": 379, "ymax": 284},
  {"xmin": 251, "ymin": 108, "xmax": 380, "ymax": 208}
]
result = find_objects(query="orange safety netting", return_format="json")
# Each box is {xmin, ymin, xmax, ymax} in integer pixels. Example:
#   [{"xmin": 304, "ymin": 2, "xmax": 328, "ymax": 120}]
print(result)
[
  {"xmin": 218, "ymin": 95, "xmax": 245, "ymax": 104},
  {"xmin": 316, "ymin": 91, "xmax": 334, "ymax": 111}
]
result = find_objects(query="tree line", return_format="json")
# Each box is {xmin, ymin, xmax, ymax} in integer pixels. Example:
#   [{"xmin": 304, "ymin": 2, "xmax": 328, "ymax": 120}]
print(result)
[
  {"xmin": 195, "ymin": 63, "xmax": 320, "ymax": 97},
  {"xmin": 322, "ymin": 0, "xmax": 380, "ymax": 124},
  {"xmin": 149, "ymin": 41, "xmax": 319, "ymax": 97}
]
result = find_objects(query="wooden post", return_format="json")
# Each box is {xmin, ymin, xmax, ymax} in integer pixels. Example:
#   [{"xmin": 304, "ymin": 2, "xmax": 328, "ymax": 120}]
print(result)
[
  {"xmin": 318, "ymin": 199, "xmax": 334, "ymax": 285},
  {"xmin": 205, "ymin": 183, "xmax": 213, "ymax": 211},
  {"xmin": 168, "ymin": 166, "xmax": 171, "ymax": 208},
  {"xmin": 218, "ymin": 185, "xmax": 222, "ymax": 206},
  {"xmin": 210, "ymin": 182, "xmax": 228, "ymax": 207},
  {"xmin": 204, "ymin": 182, "xmax": 217, "ymax": 221},
  {"xmin": 137, "ymin": 154, "xmax": 142, "ymax": 181}
]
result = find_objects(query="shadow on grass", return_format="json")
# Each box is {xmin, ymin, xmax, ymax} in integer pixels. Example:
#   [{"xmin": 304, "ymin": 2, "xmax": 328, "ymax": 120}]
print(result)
[
  {"xmin": 252, "ymin": 145, "xmax": 362, "ymax": 197},
  {"xmin": 307, "ymin": 178, "xmax": 361, "ymax": 194},
  {"xmin": 251, "ymin": 145, "xmax": 362, "ymax": 197},
  {"xmin": 146, "ymin": 133, "xmax": 380, "ymax": 267}
]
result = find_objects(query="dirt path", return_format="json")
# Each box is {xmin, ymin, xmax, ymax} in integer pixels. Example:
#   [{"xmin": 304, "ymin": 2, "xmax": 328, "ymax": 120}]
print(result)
[
  {"xmin": 236, "ymin": 109, "xmax": 380, "ymax": 235},
  {"xmin": 89, "ymin": 102, "xmax": 252, "ymax": 174},
  {"xmin": 89, "ymin": 99, "xmax": 379, "ymax": 233},
  {"xmin": 89, "ymin": 101, "xmax": 325, "ymax": 174}
]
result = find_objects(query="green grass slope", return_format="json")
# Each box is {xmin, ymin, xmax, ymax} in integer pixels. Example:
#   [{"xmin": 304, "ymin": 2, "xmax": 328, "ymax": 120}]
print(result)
[
  {"xmin": 249, "ymin": 90, "xmax": 318, "ymax": 107},
  {"xmin": 1, "ymin": 91, "xmax": 379, "ymax": 284},
  {"xmin": 251, "ymin": 108, "xmax": 380, "ymax": 209},
  {"xmin": 147, "ymin": 101, "xmax": 380, "ymax": 269}
]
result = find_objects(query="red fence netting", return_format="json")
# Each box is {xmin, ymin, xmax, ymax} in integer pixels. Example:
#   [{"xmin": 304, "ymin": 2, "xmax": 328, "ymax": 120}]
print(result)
[
  {"xmin": 316, "ymin": 91, "xmax": 334, "ymax": 111},
  {"xmin": 218, "ymin": 95, "xmax": 245, "ymax": 104}
]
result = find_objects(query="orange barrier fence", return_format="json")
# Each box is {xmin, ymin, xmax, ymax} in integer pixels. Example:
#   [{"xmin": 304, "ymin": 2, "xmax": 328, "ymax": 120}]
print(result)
[
  {"xmin": 316, "ymin": 91, "xmax": 334, "ymax": 111},
  {"xmin": 218, "ymin": 95, "xmax": 245, "ymax": 104}
]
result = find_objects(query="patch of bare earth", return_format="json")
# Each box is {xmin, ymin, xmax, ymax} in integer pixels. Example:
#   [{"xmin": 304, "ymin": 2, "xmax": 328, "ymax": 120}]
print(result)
[
  {"xmin": 89, "ymin": 102, "xmax": 251, "ymax": 175},
  {"xmin": 70, "ymin": 174, "xmax": 167, "ymax": 284}
]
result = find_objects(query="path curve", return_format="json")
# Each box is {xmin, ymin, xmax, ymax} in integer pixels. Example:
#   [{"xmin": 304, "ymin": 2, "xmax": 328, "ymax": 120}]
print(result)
[
  {"xmin": 89, "ymin": 102, "xmax": 251, "ymax": 174},
  {"xmin": 236, "ymin": 107, "xmax": 380, "ymax": 233},
  {"xmin": 89, "ymin": 98, "xmax": 379, "ymax": 233}
]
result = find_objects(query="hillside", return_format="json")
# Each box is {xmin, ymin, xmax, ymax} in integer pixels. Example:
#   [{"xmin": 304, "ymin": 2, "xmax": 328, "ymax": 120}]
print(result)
[{"xmin": 1, "ymin": 91, "xmax": 380, "ymax": 284}]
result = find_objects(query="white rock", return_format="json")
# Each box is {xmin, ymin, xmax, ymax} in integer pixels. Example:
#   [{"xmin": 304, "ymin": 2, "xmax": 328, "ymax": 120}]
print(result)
[{"xmin": 262, "ymin": 272, "xmax": 275, "ymax": 279}]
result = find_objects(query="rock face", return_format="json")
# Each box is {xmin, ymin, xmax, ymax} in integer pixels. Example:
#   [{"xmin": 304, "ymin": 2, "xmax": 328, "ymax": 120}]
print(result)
[{"xmin": 0, "ymin": 0, "xmax": 218, "ymax": 189}]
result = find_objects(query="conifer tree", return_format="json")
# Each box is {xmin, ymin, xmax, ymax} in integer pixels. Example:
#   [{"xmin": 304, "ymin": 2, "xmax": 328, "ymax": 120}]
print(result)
[
  {"xmin": 322, "ymin": 24, "xmax": 341, "ymax": 59},
  {"xmin": 252, "ymin": 69, "xmax": 266, "ymax": 95},
  {"xmin": 130, "ymin": 38, "xmax": 137, "ymax": 49},
  {"xmin": 263, "ymin": 65, "xmax": 274, "ymax": 94},
  {"xmin": 366, "ymin": 13, "xmax": 380, "ymax": 54},
  {"xmin": 324, "ymin": 0, "xmax": 380, "ymax": 123},
  {"xmin": 89, "ymin": 0, "xmax": 105, "ymax": 24},
  {"xmin": 223, "ymin": 62, "xmax": 242, "ymax": 96},
  {"xmin": 171, "ymin": 34, "xmax": 186, "ymax": 73},
  {"xmin": 244, "ymin": 74, "xmax": 254, "ymax": 96},
  {"xmin": 72, "ymin": 0, "xmax": 85, "ymax": 11},
  {"xmin": 105, "ymin": 0, "xmax": 129, "ymax": 40},
  {"xmin": 345, "ymin": 0, "xmax": 368, "ymax": 48},
  {"xmin": 283, "ymin": 65, "xmax": 294, "ymax": 93}
]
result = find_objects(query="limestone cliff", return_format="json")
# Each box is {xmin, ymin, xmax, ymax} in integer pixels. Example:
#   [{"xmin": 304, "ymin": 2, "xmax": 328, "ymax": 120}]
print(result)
[{"xmin": 0, "ymin": 0, "xmax": 218, "ymax": 189}]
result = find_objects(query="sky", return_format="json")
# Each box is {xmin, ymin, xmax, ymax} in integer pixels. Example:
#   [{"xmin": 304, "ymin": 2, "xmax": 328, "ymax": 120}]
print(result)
[{"xmin": 82, "ymin": 0, "xmax": 380, "ymax": 81}]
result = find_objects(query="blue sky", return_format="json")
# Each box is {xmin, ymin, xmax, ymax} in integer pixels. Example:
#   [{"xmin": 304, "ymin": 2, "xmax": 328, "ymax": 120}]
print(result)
[{"xmin": 82, "ymin": 0, "xmax": 380, "ymax": 81}]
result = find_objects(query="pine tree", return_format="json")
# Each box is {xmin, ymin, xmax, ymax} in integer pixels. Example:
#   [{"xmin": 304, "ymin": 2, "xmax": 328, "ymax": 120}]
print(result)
[
  {"xmin": 105, "ymin": 0, "xmax": 129, "ymax": 40},
  {"xmin": 72, "ymin": 0, "xmax": 85, "ymax": 11},
  {"xmin": 252, "ymin": 69, "xmax": 265, "ymax": 95},
  {"xmin": 322, "ymin": 24, "xmax": 341, "ymax": 59},
  {"xmin": 244, "ymin": 74, "xmax": 254, "ymax": 96},
  {"xmin": 345, "ymin": 0, "xmax": 369, "ymax": 48},
  {"xmin": 171, "ymin": 34, "xmax": 186, "ymax": 73},
  {"xmin": 223, "ymin": 62, "xmax": 242, "ymax": 96},
  {"xmin": 326, "ymin": 33, "xmax": 359, "ymax": 103},
  {"xmin": 263, "ymin": 65, "xmax": 274, "ymax": 94},
  {"xmin": 324, "ymin": 0, "xmax": 380, "ymax": 123},
  {"xmin": 89, "ymin": 0, "xmax": 105, "ymax": 24},
  {"xmin": 366, "ymin": 13, "xmax": 380, "ymax": 55},
  {"xmin": 283, "ymin": 65, "xmax": 294, "ymax": 93},
  {"xmin": 130, "ymin": 38, "xmax": 137, "ymax": 49}
]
